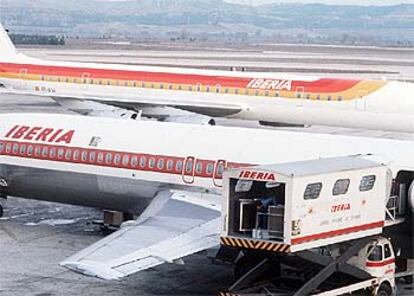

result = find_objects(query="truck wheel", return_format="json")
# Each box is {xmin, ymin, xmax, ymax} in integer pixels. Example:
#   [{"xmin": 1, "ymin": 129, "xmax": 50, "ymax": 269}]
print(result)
[
  {"xmin": 0, "ymin": 204, "xmax": 3, "ymax": 218},
  {"xmin": 377, "ymin": 283, "xmax": 392, "ymax": 296}
]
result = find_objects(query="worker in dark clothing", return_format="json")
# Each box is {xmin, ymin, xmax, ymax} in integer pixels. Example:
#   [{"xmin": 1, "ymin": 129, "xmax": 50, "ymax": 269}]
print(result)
[{"xmin": 256, "ymin": 196, "xmax": 274, "ymax": 229}]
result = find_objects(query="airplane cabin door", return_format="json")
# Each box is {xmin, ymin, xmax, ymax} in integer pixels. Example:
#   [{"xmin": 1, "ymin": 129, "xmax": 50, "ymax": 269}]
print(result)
[
  {"xmin": 18, "ymin": 68, "xmax": 28, "ymax": 89},
  {"xmin": 182, "ymin": 156, "xmax": 196, "ymax": 184},
  {"xmin": 213, "ymin": 159, "xmax": 227, "ymax": 187},
  {"xmin": 81, "ymin": 72, "xmax": 90, "ymax": 92},
  {"xmin": 356, "ymin": 90, "xmax": 367, "ymax": 111}
]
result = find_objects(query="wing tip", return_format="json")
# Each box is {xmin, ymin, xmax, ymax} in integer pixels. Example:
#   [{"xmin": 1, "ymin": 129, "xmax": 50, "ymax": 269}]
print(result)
[{"xmin": 60, "ymin": 260, "xmax": 124, "ymax": 281}]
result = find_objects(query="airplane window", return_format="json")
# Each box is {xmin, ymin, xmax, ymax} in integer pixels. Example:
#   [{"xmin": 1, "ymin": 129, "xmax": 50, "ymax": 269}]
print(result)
[
  {"xmin": 122, "ymin": 155, "xmax": 129, "ymax": 166},
  {"xmin": 316, "ymin": 95, "xmax": 321, "ymax": 100},
  {"xmin": 224, "ymin": 88, "xmax": 229, "ymax": 94},
  {"xmin": 265, "ymin": 91, "xmax": 269, "ymax": 96},
  {"xmin": 304, "ymin": 183, "xmax": 323, "ymax": 200},
  {"xmin": 35, "ymin": 146, "xmax": 41, "ymax": 156},
  {"xmin": 255, "ymin": 90, "xmax": 259, "ymax": 96},
  {"xmin": 338, "ymin": 96, "xmax": 343, "ymax": 101},
  {"xmin": 206, "ymin": 86, "xmax": 210, "ymax": 92},
  {"xmin": 196, "ymin": 84, "xmax": 201, "ymax": 92},
  {"xmin": 133, "ymin": 81, "xmax": 137, "ymax": 87},
  {"xmin": 166, "ymin": 159, "xmax": 174, "ymax": 171},
  {"xmin": 19, "ymin": 144, "xmax": 26, "ymax": 155},
  {"xmin": 178, "ymin": 85, "xmax": 182, "ymax": 91},
  {"xmin": 89, "ymin": 151, "xmax": 96, "ymax": 162},
  {"xmin": 157, "ymin": 159, "xmax": 165, "ymax": 170},
  {"xmin": 5, "ymin": 143, "xmax": 11, "ymax": 153},
  {"xmin": 216, "ymin": 163, "xmax": 224, "ymax": 176},
  {"xmin": 65, "ymin": 149, "xmax": 72, "ymax": 160},
  {"xmin": 189, "ymin": 85, "xmax": 193, "ymax": 91},
  {"xmin": 83, "ymin": 78, "xmax": 87, "ymax": 84},
  {"xmin": 98, "ymin": 80, "xmax": 102, "ymax": 85},
  {"xmin": 114, "ymin": 154, "xmax": 121, "ymax": 165},
  {"xmin": 124, "ymin": 81, "xmax": 128, "ymax": 86},
  {"xmin": 65, "ymin": 78, "xmax": 70, "ymax": 83},
  {"xmin": 216, "ymin": 84, "xmax": 221, "ymax": 93},
  {"xmin": 196, "ymin": 162, "xmax": 203, "ymax": 174},
  {"xmin": 296, "ymin": 93, "xmax": 302, "ymax": 98},
  {"xmin": 97, "ymin": 152, "xmax": 104, "ymax": 163},
  {"xmin": 115, "ymin": 80, "xmax": 119, "ymax": 86},
  {"xmin": 57, "ymin": 148, "xmax": 64, "ymax": 159},
  {"xmin": 160, "ymin": 84, "xmax": 164, "ymax": 89},
  {"xmin": 275, "ymin": 91, "xmax": 279, "ymax": 97},
  {"xmin": 206, "ymin": 163, "xmax": 214, "ymax": 175},
  {"xmin": 176, "ymin": 160, "xmax": 183, "ymax": 172},
  {"xmin": 306, "ymin": 94, "xmax": 311, "ymax": 100},
  {"xmin": 27, "ymin": 145, "xmax": 34, "ymax": 156},
  {"xmin": 149, "ymin": 158, "xmax": 155, "ymax": 168},
  {"xmin": 0, "ymin": 142, "xmax": 3, "ymax": 152},
  {"xmin": 41, "ymin": 76, "xmax": 45, "ymax": 81},
  {"xmin": 42, "ymin": 147, "xmax": 49, "ymax": 157},
  {"xmin": 185, "ymin": 159, "xmax": 194, "ymax": 173},
  {"xmin": 49, "ymin": 148, "xmax": 56, "ymax": 158},
  {"xmin": 73, "ymin": 149, "xmax": 80, "ymax": 161},
  {"xmin": 333, "ymin": 179, "xmax": 350, "ymax": 196},
  {"xmin": 139, "ymin": 156, "xmax": 147, "ymax": 168},
  {"xmin": 107, "ymin": 80, "xmax": 111, "ymax": 85},
  {"xmin": 131, "ymin": 156, "xmax": 138, "ymax": 167},
  {"xmin": 57, "ymin": 77, "xmax": 61, "ymax": 82},
  {"xmin": 141, "ymin": 82, "xmax": 146, "ymax": 88},
  {"xmin": 360, "ymin": 175, "xmax": 376, "ymax": 192},
  {"xmin": 168, "ymin": 84, "xmax": 173, "ymax": 90},
  {"xmin": 327, "ymin": 95, "xmax": 332, "ymax": 101},
  {"xmin": 151, "ymin": 83, "xmax": 154, "ymax": 89},
  {"xmin": 235, "ymin": 88, "xmax": 239, "ymax": 94},
  {"xmin": 244, "ymin": 89, "xmax": 249, "ymax": 95},
  {"xmin": 81, "ymin": 150, "xmax": 88, "ymax": 162},
  {"xmin": 13, "ymin": 144, "xmax": 19, "ymax": 154},
  {"xmin": 105, "ymin": 153, "xmax": 112, "ymax": 164}
]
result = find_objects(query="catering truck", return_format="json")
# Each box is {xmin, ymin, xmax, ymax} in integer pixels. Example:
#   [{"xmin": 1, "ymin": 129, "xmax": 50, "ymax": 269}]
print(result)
[{"xmin": 218, "ymin": 156, "xmax": 413, "ymax": 296}]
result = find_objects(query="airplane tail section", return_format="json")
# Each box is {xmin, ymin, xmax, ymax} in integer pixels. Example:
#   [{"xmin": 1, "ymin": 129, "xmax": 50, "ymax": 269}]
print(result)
[{"xmin": 0, "ymin": 23, "xmax": 18, "ymax": 60}]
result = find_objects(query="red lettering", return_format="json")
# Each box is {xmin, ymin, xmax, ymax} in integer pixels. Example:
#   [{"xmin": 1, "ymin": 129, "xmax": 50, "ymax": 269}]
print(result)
[
  {"xmin": 250, "ymin": 172, "xmax": 257, "ymax": 179},
  {"xmin": 12, "ymin": 126, "xmax": 30, "ymax": 139},
  {"xmin": 268, "ymin": 174, "xmax": 275, "ymax": 181},
  {"xmin": 257, "ymin": 172, "xmax": 264, "ymax": 180},
  {"xmin": 55, "ymin": 130, "xmax": 74, "ymax": 144},
  {"xmin": 48, "ymin": 129, "xmax": 63, "ymax": 142},
  {"xmin": 23, "ymin": 127, "xmax": 42, "ymax": 140},
  {"xmin": 243, "ymin": 171, "xmax": 251, "ymax": 178},
  {"xmin": 5, "ymin": 125, "xmax": 19, "ymax": 138},
  {"xmin": 35, "ymin": 128, "xmax": 54, "ymax": 141}
]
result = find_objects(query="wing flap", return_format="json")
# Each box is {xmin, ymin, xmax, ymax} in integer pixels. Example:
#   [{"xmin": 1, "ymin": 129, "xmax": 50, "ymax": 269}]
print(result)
[{"xmin": 60, "ymin": 191, "xmax": 221, "ymax": 280}]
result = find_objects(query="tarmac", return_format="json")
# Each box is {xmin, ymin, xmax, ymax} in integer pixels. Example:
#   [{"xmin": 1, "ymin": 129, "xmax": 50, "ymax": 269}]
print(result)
[{"xmin": 0, "ymin": 45, "xmax": 413, "ymax": 295}]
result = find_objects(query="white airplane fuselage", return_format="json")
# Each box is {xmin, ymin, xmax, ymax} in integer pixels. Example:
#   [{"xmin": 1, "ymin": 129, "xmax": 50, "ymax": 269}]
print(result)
[
  {"xmin": 1, "ymin": 113, "xmax": 414, "ymax": 215},
  {"xmin": 1, "ymin": 24, "xmax": 414, "ymax": 132}
]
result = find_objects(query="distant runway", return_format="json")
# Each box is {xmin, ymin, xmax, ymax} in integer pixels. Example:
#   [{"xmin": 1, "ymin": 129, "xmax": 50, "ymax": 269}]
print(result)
[{"xmin": 20, "ymin": 43, "xmax": 414, "ymax": 81}]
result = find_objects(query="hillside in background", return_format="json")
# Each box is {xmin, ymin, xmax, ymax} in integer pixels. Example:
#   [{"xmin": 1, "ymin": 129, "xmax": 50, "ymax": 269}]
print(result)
[{"xmin": 1, "ymin": 0, "xmax": 413, "ymax": 46}]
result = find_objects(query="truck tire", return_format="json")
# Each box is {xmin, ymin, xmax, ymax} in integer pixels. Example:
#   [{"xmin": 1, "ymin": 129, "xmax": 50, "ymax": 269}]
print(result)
[
  {"xmin": 403, "ymin": 275, "xmax": 413, "ymax": 284},
  {"xmin": 0, "ymin": 204, "xmax": 3, "ymax": 218},
  {"xmin": 377, "ymin": 282, "xmax": 392, "ymax": 296}
]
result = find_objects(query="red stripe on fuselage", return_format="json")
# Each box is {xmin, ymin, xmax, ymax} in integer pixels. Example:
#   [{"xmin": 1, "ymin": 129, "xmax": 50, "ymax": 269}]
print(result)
[
  {"xmin": 0, "ymin": 62, "xmax": 361, "ymax": 93},
  {"xmin": 291, "ymin": 221, "xmax": 384, "ymax": 245}
]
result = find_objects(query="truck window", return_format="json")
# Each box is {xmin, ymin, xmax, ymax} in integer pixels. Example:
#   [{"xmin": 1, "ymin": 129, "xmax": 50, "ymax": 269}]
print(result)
[
  {"xmin": 333, "ymin": 179, "xmax": 350, "ymax": 196},
  {"xmin": 384, "ymin": 244, "xmax": 392, "ymax": 259},
  {"xmin": 368, "ymin": 245, "xmax": 383, "ymax": 261},
  {"xmin": 304, "ymin": 182, "xmax": 322, "ymax": 200},
  {"xmin": 235, "ymin": 180, "xmax": 253, "ymax": 193},
  {"xmin": 359, "ymin": 175, "xmax": 376, "ymax": 191}
]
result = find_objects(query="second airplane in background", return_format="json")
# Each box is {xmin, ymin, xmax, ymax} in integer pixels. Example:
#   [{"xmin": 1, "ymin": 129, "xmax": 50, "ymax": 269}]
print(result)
[{"xmin": 0, "ymin": 24, "xmax": 413, "ymax": 131}]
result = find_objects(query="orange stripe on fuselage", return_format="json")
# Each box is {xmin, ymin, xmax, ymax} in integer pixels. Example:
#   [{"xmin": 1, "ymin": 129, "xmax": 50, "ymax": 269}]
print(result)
[{"xmin": 0, "ymin": 62, "xmax": 364, "ymax": 93}]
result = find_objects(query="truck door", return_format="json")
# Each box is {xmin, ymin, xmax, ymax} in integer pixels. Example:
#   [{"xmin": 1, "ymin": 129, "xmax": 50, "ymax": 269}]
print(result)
[
  {"xmin": 182, "ymin": 156, "xmax": 196, "ymax": 184},
  {"xmin": 213, "ymin": 159, "xmax": 227, "ymax": 187}
]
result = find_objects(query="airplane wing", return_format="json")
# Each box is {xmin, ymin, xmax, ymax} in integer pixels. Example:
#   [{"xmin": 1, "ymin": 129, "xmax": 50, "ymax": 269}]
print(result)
[
  {"xmin": 0, "ymin": 88, "xmax": 244, "ymax": 117},
  {"xmin": 60, "ymin": 190, "xmax": 221, "ymax": 280}
]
